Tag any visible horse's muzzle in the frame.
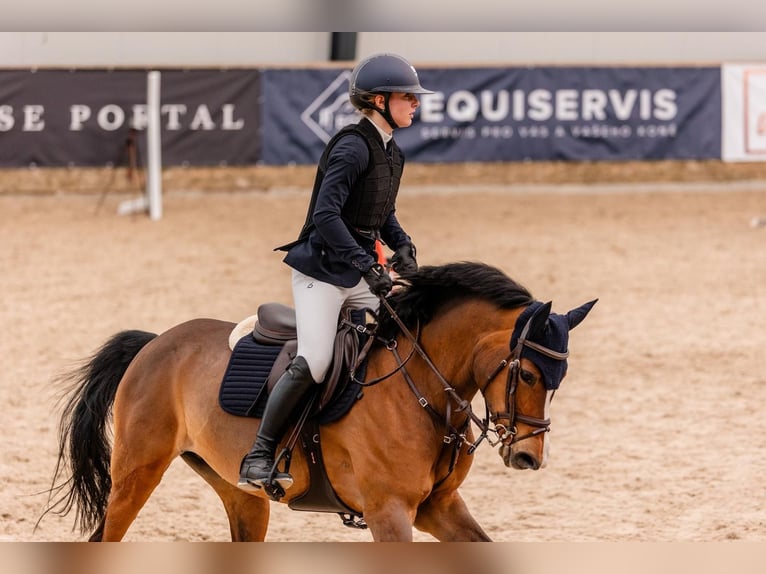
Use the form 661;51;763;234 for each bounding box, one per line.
511;451;541;470
500;443;542;470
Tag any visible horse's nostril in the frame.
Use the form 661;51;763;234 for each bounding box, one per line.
512;452;540;470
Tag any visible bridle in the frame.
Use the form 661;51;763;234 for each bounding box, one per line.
477;313;569;450
374;296;569;458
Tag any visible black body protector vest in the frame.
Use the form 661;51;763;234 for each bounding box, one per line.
292;119;403;245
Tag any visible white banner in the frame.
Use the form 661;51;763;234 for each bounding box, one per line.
722;63;766;162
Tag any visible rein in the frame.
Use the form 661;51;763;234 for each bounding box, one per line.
378;296;486;430
376;295;482;486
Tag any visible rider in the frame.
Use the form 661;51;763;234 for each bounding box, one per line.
238;53;433;492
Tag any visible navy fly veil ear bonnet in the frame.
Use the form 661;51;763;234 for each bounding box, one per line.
510;300;598;390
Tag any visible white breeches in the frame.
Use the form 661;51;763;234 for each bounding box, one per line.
291;268;379;382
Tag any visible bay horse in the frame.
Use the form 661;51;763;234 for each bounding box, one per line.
40;261;596;541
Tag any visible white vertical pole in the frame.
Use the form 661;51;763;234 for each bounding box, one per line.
146;70;163;221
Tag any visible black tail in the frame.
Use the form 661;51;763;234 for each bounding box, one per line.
37;330;157;536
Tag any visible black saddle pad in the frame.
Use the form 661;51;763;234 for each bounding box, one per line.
218;325;368;425
218;337;281;418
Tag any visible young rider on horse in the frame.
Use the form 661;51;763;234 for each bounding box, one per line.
238;53;433;492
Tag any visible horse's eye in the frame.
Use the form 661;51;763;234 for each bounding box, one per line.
520;369;536;386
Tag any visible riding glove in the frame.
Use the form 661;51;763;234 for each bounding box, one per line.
391;243;418;275
363;263;393;296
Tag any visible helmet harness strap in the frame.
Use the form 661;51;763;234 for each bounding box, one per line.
359;92;398;131
379;93;399;130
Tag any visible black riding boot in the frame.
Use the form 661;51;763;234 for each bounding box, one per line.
237;355;315;492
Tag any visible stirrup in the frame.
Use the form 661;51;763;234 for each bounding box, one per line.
262;480;287;502
241;470;292;501
238;471;293;498
237;448;293;499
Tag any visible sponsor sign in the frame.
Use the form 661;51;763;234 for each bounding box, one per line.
0;69;260;167
261;66;721;165
260;68;361;165
0;66;723;168
722;63;766;162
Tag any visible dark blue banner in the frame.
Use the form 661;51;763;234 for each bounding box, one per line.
260;66;721;164
0;69;260;167
0;66;721;167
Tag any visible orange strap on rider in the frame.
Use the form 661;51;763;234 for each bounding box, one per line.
375;240;387;267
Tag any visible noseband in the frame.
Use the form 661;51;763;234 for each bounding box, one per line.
480;313;569;448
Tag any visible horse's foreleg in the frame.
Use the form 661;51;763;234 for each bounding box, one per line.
414;490;492;541
220;489;270;542
181;452;270;541
361;498;418;541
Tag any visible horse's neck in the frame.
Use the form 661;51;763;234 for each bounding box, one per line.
416;300;519;400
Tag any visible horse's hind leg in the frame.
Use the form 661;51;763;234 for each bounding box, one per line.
414;490;492;541
181;452;270;541
97;413;181;542
88;517;106;542
101;469;170;541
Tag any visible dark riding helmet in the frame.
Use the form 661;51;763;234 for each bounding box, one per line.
349;53;433;128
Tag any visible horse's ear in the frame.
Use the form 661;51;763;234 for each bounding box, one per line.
527;301;553;340
567;299;598;330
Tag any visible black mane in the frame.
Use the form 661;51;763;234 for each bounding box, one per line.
377;262;534;338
